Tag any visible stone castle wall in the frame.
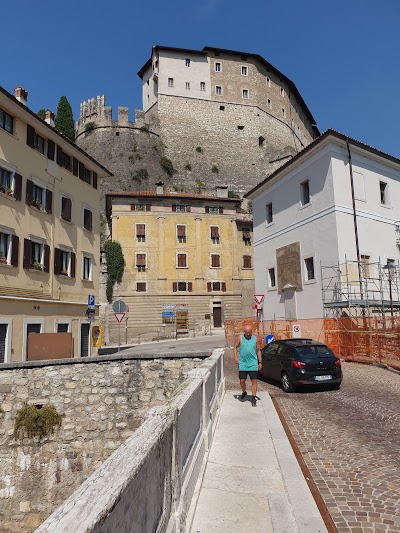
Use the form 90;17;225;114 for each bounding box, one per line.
0;354;203;532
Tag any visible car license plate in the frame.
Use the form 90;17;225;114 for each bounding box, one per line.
314;375;332;381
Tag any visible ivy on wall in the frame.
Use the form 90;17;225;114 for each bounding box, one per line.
103;241;125;302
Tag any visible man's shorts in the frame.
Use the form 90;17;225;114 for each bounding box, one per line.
238;370;258;380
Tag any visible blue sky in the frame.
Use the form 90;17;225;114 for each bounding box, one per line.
3;0;400;157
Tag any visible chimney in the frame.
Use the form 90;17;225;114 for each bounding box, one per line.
155;181;164;195
45;110;55;127
14;86;28;106
216;186;228;199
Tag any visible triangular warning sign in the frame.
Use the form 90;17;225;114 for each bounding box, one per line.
114;312;126;323
254;294;264;305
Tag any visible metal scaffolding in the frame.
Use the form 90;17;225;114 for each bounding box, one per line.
321;256;400;318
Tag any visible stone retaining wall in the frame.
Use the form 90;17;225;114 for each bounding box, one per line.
36;349;225;533
0;353;206;532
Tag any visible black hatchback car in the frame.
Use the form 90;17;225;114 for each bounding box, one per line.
260;339;342;392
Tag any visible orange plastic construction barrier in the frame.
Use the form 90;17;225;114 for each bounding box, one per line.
225;316;400;371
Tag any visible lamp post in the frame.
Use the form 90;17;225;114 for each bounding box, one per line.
383;262;395;317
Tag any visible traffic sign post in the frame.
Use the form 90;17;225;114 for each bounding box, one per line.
88;295;95;309
292;323;301;338
114;311;126;352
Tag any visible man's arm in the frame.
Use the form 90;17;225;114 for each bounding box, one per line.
233;335;241;365
257;338;262;369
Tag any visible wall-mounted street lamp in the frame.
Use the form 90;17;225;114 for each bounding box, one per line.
383;262;395;317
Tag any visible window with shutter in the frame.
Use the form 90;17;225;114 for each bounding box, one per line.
136;282;147;292
57;145;64;166
173;282;178;292
0;231;11;265
27;125;35;148
177;281;187;291
14;173;22;201
136;253;146;271
93;172;98;189
211;254;221;268
177;225;186;242
45;189;53;214
11;235;19;267
243;255;252;269
73;158;78;176
79;162;85;181
188;282;193;292
47;140;55;161
83;209;92;231
0;323;7;364
61;197;72;222
177;253;187;268
25;179;33;206
210;226;220;243
136;224;146;241
242;228;251;245
207;282;212;292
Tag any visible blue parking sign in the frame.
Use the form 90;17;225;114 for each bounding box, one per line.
265;334;275;344
88;295;95;307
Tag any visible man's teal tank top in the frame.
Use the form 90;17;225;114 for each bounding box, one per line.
238;334;258;371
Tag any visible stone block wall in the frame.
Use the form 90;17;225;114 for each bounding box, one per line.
0;354;204;532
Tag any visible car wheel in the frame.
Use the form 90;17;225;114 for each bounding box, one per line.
281;372;294;393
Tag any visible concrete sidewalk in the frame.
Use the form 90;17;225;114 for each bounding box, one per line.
187;391;328;533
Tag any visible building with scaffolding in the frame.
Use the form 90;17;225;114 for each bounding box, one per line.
245;130;400;320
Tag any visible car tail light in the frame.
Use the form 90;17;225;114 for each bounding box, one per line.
291;360;306;369
335;359;341;367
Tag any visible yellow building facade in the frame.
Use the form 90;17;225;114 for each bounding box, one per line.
105;184;255;342
0;86;112;362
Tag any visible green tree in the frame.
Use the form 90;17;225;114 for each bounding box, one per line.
37;109;46;120
55;96;75;142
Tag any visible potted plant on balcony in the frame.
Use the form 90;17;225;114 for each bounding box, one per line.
61;268;69;276
33;199;42;210
5;187;13;196
32;261;43;271
0;255;7;264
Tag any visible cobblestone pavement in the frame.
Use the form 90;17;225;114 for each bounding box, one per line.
224;349;400;533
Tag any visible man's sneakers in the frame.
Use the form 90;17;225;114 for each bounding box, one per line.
239;391;247;402
251;396;257;407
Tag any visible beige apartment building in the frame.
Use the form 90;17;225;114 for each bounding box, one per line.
105;184;255;343
0;86;112;362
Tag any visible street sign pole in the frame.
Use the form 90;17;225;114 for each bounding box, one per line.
118;320;121;353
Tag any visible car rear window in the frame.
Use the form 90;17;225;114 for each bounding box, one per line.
295;346;333;356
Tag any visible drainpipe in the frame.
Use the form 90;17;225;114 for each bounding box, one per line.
346;139;364;300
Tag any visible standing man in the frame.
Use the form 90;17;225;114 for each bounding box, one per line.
234;325;262;407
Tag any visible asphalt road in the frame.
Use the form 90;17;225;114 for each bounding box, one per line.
224;348;400;533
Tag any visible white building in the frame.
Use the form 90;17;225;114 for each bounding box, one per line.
245;129;400;320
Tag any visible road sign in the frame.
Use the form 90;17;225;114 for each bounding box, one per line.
265;334;275;344
292;324;301;338
114;312;126;323
254;294;265;305
86;307;95;320
88;294;95;309
92;325;103;347
113;300;127;313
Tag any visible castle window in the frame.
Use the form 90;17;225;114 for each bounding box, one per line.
242;89;249;99
186;82;190;90
241;66;248;76
200;82;206;91
266;77;271;87
280;87;285;97
215;62;221;72
237;125;244;130
185;58;191;67
380;181;388;205
220;105;225;111
268;268;276;288
304;257;315;281
136;282;147;292
258;136;265;146
215;86;222;96
168;78;174;87
267;99;272;109
282;108;286;117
